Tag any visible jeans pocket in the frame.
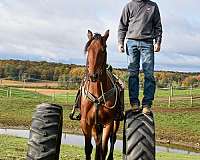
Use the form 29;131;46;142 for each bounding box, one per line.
126;43;129;56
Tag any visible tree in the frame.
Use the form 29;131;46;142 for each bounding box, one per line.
4;64;17;79
0;66;4;78
182;76;198;87
69;67;85;79
16;64;26;80
53;67;61;81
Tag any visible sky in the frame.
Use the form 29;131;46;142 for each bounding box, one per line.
0;0;200;72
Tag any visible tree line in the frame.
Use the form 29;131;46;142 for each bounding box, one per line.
0;59;199;88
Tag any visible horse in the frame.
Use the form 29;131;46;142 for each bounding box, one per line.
80;30;120;160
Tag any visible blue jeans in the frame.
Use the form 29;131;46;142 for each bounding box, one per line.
126;39;156;107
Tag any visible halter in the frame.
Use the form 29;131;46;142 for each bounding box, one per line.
82;70;118;125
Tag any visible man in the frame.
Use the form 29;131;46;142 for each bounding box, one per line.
118;0;162;114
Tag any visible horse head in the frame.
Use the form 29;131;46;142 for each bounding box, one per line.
85;30;109;82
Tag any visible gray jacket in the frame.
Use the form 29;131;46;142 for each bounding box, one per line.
118;0;162;45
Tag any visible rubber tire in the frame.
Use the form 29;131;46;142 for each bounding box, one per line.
123;109;155;160
27;103;63;160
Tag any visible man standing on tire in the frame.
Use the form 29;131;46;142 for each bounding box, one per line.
118;0;162;114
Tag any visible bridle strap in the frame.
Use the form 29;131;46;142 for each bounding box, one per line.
82;71;117;110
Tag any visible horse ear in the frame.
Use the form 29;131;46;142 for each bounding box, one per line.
88;30;93;40
103;30;109;41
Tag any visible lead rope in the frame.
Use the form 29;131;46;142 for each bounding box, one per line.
85;76;90;98
100;80;118;110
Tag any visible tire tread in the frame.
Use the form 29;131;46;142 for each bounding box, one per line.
27;103;63;160
123;110;155;160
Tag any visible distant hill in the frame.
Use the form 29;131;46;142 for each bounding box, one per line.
0;59;199;88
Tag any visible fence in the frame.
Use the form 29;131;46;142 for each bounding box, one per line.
0;86;200;108
0;87;76;105
154;86;200;107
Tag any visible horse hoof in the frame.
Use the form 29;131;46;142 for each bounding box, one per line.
107;156;113;160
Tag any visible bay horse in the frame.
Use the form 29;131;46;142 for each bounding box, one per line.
80;30;120;160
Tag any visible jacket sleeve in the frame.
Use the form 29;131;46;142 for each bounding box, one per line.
153;4;163;44
118;5;130;45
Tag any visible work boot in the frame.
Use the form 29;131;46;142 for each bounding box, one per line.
131;103;140;112
142;105;152;115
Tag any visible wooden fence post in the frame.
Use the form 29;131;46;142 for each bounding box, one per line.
170;85;173;97
66;92;68;105
168;96;171;107
52;93;55;102
9;88;12;97
190;85;193;107
7;89;9;97
190;85;193;96
191;96;193;107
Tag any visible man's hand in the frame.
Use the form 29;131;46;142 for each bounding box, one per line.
154;43;161;52
118;44;125;53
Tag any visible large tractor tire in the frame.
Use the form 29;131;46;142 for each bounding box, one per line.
123;109;155;160
27;103;63;160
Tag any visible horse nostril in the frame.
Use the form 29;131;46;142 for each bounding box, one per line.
93;74;97;79
90;74;98;82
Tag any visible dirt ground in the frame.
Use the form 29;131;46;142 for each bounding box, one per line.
153;107;200;113
18;88;68;95
0;80;59;87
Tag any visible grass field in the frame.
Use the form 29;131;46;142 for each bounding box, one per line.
0;135;199;160
0;87;200;153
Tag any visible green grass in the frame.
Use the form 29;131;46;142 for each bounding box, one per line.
53;88;200;108
0;135;199;160
0;96;80;134
155;112;200;144
157;152;200;160
0;88;52;128
0;87;200;148
0;87;48;99
156;112;200;134
1;87;200;108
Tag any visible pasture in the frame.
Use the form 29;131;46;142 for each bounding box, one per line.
0;86;200;159
0;135;200;160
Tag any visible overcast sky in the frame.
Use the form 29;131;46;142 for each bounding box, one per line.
0;0;200;72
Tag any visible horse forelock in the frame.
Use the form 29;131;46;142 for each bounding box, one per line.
84;33;103;54
93;33;102;40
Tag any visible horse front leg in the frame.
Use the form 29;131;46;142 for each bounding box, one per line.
81;118;93;160
107;134;116;160
102;123;113;160
84;135;93;160
94;123;103;160
107;121;120;160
